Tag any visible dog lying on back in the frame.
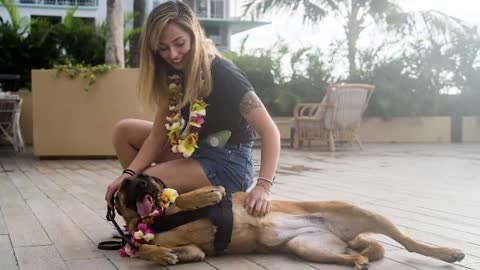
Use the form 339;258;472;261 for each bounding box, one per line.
114;174;465;270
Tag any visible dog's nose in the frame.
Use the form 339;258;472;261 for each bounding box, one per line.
137;181;147;189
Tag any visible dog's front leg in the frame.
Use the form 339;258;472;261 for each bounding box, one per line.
138;244;206;265
138;244;178;265
174;185;225;210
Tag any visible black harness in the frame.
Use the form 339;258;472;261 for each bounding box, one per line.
98;181;233;255
150;192;233;254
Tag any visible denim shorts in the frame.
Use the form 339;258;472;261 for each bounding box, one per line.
191;142;255;193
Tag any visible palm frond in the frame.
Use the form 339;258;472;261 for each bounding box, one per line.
240;34;250;55
63;5;78;29
399;10;471;44
242;0;304;18
0;0;22;31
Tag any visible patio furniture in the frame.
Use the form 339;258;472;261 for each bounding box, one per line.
0;93;25;152
293;83;375;152
0;74;21;92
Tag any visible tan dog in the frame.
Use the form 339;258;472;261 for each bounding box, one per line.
115;175;465;270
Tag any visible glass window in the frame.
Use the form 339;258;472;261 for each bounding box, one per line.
197;0;208;17
184;0;195;11
30;15;62;24
210;0;224;18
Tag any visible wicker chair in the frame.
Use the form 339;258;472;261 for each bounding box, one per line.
0;94;25;152
293;83;375;152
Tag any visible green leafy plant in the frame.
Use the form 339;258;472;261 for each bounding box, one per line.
57;6;106;65
54;61;113;91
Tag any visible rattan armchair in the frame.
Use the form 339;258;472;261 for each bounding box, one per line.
293;83;375;152
0;94;25;152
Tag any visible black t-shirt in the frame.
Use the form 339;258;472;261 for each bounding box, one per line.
181;57;256;144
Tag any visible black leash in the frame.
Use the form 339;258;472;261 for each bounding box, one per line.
97;176;167;251
98;197;135;250
97;176;234;255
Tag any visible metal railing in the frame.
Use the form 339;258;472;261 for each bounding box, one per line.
183;0;227;19
17;0;97;7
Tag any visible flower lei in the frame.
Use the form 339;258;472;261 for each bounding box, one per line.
119;188;178;257
165;74;208;158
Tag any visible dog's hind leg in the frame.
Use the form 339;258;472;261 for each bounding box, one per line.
348;234;384;262
369;214;465;263
285;232;370;270
324;207;465;263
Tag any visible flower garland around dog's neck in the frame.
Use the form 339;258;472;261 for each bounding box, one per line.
119;188;178;257
165;74;208;158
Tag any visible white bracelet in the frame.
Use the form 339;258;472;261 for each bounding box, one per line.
257;176;274;185
256;183;271;195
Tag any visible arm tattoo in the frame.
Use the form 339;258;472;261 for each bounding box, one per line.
239;91;263;115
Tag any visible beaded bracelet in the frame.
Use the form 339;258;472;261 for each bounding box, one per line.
122;169;136;176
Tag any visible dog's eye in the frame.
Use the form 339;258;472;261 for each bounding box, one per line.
122;179;133;187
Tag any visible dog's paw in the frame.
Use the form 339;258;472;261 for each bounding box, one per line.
438;248;465;263
138;245;179;265
355;262;370;270
172;245;206;262
175;185;225;210
203;185;226;204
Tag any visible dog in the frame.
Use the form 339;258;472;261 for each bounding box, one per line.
114;174;465;270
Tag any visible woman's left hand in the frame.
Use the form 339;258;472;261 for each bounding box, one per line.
244;185;271;217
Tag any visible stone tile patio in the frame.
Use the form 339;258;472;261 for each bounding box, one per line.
0;144;479;270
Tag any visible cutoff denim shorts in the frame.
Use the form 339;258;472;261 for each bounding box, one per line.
191;142;255;193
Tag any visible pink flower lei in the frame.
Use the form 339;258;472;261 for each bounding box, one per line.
165;74;208;158
119;188;178;257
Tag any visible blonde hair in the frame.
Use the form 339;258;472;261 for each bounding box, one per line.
138;0;218;109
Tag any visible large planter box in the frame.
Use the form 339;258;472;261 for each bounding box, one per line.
359;116;451;143
274;116;452;145
32;69;154;157
463;116;480;143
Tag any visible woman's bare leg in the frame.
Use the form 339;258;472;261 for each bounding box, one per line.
112;118;177;168
112;118;210;193
143;159;211;194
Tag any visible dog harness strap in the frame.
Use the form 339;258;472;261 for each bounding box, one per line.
209;192;233;255
149;192;234;255
151;175;167;189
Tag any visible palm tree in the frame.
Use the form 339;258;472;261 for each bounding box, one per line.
129;0;145;67
244;0;467;81
105;0;125;67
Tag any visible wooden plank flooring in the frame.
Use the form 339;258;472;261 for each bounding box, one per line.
0;144;479;270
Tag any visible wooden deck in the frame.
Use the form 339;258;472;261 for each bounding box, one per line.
1;144;479;270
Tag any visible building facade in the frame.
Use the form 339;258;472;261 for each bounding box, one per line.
0;0;267;51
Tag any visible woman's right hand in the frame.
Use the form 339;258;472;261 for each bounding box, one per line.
105;174;130;208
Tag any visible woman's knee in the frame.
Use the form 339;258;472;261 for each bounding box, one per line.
113;118;135;143
112;118;151;147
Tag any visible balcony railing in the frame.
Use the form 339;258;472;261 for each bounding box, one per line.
16;0;97;7
184;0;227;19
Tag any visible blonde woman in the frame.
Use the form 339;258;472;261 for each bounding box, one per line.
105;1;280;217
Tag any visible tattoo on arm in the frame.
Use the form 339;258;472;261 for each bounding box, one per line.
239;91;263;115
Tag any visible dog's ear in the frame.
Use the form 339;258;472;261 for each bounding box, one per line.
115;191;141;231
114;195;124;216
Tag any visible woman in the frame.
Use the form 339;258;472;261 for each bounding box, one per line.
105;0;280;217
